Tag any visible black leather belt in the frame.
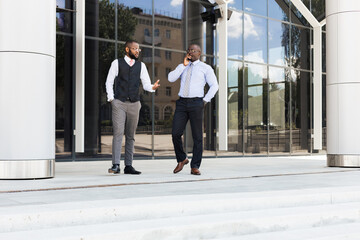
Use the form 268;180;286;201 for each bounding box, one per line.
179;97;203;100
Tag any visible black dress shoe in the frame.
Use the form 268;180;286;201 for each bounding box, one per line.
124;165;141;175
108;164;120;174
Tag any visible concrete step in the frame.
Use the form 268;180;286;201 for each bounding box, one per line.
1;198;360;239
216;222;360;240
3;186;360;233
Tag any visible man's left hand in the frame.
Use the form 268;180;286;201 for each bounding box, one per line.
152;79;160;90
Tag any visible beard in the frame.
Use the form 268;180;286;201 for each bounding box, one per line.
129;52;138;60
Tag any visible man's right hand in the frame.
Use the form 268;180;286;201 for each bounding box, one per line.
183;54;191;66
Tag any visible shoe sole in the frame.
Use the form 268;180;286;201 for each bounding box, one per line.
108;169;120;174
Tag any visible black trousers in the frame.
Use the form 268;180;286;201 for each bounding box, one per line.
172;97;204;169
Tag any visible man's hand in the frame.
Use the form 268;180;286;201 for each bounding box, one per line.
183;54;191;66
152;79;160;90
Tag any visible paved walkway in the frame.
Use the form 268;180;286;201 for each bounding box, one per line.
1;155;360;208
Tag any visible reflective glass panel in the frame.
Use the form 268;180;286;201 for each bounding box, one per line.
301;0;325;21
117;0;152;42
85;0;115;39
268;0;289;22
269;20;289;66
228;0;243;11
290;2;309;26
244;14;267;64
56;35;73;159
244;63;267;155
244;0;267;16
187;0;214;50
291;25;310;70
269;67;290;154
154;0;184;50
228;11;243;60
289;69;311;154
77;40;115;159
56;0;73;33
153;50;183;158
228;60;244;152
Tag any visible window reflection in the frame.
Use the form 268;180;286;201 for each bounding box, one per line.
244;0;267;16
268;0;289;22
154;0;184;50
269;20;289;66
228;11;243;60
244;14;267;64
228;61;244;152
269;67;289;153
117;0;152;42
244;63;267;154
228;0;242;11
290;70;311;154
291;25;310;70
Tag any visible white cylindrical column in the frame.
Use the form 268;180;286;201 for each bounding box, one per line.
326;0;360;166
0;0;56;178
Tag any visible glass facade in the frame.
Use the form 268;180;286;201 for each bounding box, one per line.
55;0;326;160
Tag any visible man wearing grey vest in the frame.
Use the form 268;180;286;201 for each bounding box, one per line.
105;40;160;174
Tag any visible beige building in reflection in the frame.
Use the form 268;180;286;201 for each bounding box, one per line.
132;7;184;125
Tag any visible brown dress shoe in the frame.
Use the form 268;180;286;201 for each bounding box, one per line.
191;168;201;175
173;158;189;173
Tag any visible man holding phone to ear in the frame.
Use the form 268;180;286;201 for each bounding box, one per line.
168;44;218;175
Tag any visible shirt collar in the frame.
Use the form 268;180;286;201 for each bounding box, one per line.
190;59;200;66
124;55;135;64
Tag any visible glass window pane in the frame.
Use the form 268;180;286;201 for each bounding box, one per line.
291;25;310;70
56;35;73;159
244;14;267;63
154;0;184;51
117;0;152;42
290;2;309;26
56;0;73;33
187;0;214;53
290;69;311;154
268;0;289;22
269;20;289;66
80;39;115;158
269;67;289;154
301;0;325;21
228;0;242;11
228;60;243;152
244;0;267;16
86;0;115;39
153;50;183;158
244;63;267;155
228;11;243;60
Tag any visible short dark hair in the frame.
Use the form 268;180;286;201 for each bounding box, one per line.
125;40;138;49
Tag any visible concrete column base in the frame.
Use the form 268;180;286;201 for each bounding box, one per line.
327;154;360;167
0;160;55;179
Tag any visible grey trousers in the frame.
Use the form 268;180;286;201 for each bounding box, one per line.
111;99;141;166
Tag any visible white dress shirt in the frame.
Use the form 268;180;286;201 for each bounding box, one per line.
105;55;155;102
168;60;219;103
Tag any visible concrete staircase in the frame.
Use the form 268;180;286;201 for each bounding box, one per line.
2;187;360;239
